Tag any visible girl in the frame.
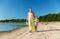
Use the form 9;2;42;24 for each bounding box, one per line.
34;16;39;32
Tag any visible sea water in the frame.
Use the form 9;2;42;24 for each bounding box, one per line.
0;22;26;32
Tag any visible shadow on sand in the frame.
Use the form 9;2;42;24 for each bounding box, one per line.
37;29;60;32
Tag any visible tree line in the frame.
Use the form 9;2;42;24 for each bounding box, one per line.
0;19;26;23
0;12;60;23
39;12;60;22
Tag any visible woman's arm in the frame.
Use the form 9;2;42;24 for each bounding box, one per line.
26;13;29;22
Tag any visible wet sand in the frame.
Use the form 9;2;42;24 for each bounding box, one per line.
0;22;60;39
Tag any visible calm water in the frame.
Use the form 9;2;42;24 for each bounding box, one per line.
0;23;26;32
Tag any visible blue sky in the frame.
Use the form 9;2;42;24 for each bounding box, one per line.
0;0;60;20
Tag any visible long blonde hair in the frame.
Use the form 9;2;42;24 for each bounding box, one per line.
29;8;34;16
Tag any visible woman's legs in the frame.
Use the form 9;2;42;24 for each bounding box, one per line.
29;24;33;32
28;20;32;32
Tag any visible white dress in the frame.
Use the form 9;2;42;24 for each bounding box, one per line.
28;12;35;31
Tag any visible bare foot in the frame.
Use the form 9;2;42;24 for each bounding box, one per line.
29;30;32;32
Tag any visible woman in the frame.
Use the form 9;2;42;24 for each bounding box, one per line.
27;8;35;32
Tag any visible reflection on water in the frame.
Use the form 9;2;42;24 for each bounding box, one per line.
0;22;27;32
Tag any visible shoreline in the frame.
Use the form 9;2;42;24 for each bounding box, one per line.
0;22;60;39
0;25;28;32
0;26;28;39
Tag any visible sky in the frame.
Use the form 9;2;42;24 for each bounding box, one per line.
0;0;60;20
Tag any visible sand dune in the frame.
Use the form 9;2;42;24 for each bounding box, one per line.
0;22;60;39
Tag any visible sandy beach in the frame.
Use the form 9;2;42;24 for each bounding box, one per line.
0;22;60;39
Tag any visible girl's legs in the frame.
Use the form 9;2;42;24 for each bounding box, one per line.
35;26;37;32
